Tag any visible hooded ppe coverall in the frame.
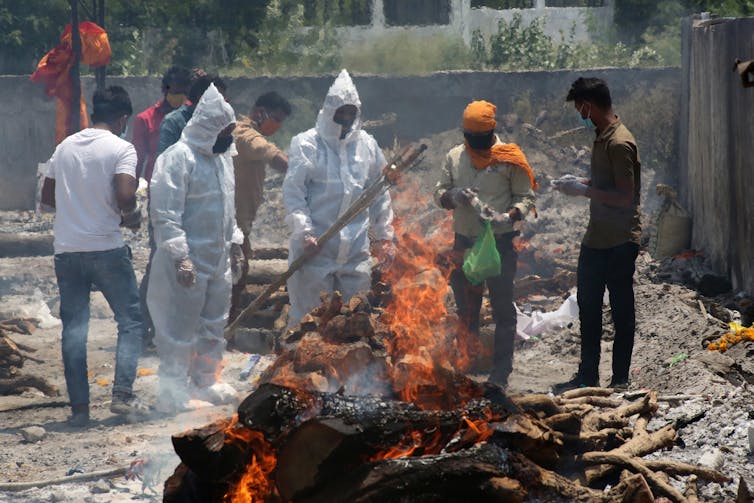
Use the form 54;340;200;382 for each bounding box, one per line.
147;84;242;400
283;69;394;327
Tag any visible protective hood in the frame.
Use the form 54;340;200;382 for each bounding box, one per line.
181;83;236;155
316;69;362;148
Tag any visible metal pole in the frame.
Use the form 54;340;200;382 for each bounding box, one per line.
95;0;106;90
69;0;81;135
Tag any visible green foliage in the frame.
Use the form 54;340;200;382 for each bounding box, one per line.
341;32;471;75
228;0;340;76
0;0;69;74
472;13;664;71
4;0;754;76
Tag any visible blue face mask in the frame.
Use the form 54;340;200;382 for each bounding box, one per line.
578;103;596;130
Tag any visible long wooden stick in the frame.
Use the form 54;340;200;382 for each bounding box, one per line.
0;466;128;492
224;144;427;341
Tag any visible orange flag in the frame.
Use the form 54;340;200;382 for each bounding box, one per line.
31;22;111;144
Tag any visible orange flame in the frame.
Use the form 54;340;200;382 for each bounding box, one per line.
513;235;531;253
223;415;277;503
463;416;494;443
381;181;483;408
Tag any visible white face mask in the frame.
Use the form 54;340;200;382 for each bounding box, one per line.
118;116;130;139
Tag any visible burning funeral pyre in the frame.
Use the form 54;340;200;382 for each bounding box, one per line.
162;188;730;503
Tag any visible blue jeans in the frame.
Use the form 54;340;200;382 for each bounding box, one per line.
54;246;144;407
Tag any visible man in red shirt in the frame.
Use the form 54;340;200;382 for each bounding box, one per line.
131;66;191;181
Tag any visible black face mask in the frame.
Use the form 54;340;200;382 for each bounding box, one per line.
464;132;495;150
212;135;234;153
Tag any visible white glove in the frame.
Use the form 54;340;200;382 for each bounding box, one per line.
481;205;511;223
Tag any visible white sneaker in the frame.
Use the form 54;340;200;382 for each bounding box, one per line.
190;382;238;405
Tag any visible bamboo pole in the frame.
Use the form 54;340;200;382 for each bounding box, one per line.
224;143;427;341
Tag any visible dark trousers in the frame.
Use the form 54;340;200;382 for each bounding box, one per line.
449;232;517;381
138;217;155;347
54;246;144;407
576;242;639;382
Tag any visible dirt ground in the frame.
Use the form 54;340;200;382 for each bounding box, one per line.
1;124;753;502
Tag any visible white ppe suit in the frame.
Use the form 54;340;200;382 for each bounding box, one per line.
147;84;243;401
283;69;394;327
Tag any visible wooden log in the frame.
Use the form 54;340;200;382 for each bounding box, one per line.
543;411;583;434
561;386;616;400
0;375;59;396
246;259;289;285
607;473;655;503
250;247;288;260
583;393;656;432
685;474;701;503
171;418;251;482
643;459;730;483
294;443;523;503
561;396;623;408
561;427;633;452
274;408;543;501
510;394;563;416
583;424;676;484
581;452;685;503
0;318;38;335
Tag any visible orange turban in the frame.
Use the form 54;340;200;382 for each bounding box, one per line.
463;100;497;133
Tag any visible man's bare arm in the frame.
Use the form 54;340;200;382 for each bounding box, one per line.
114;173;137;211
41;177;56;208
270;152;288;173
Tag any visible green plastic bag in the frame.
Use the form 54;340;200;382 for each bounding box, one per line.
462;220;501;285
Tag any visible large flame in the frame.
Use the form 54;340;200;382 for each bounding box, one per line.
223;415;277;503
381;181;485;408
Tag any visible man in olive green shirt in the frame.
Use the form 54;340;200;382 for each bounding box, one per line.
552;77;641;393
435;100;537;388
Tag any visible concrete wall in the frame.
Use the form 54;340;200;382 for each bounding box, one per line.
680;16;754;294
339;0;612;45
1;66;678;211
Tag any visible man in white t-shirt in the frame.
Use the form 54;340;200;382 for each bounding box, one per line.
41;86;147;427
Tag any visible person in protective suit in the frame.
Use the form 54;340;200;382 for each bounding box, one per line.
283;69;395;327
434;100;537;388
147;83;245;412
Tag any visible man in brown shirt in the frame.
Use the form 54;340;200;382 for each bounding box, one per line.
552;77;641;393
230;92;291;320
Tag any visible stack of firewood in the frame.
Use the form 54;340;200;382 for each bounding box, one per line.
0;318;58;396
162;290;734;503
163;382;731;503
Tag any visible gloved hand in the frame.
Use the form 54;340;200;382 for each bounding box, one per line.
175;257;196;287
480;205;511;223
303;233;319;253
444;187;478;208
230;243;245;285
120;204;142;230
372;239;396;271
